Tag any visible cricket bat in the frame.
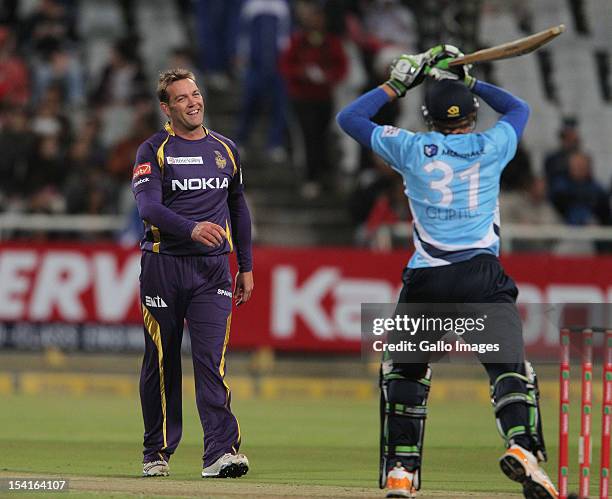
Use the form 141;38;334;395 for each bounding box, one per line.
447;24;565;67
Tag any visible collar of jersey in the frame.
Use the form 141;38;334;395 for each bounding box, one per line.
164;121;209;139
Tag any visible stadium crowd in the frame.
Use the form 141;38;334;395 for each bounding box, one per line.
0;0;610;247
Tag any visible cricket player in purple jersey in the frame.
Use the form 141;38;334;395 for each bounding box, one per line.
133;69;253;479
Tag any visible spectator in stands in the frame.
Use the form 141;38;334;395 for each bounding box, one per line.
66;116;107;170
63;117;112;214
168;47;202;86
339;1;385;60
0;105;35;211
279;0;348;198
0;1;18;25
31;84;71;145
501;145;533;191
362;0;416;50
28;134;67;214
21;0;83;107
64;166;117;215
196;0;244;90
500;175;563;252
334;5;403;171
92;38;147;104
349;151;398;226
0;26;30;106
92;38;149;147
500;176;560;225
549;151;610;226
106;93;157;182
361;174;411;249
511;0;535;34
31;38;85;106
235;0;291;163
544;116;581;190
19;0;78;56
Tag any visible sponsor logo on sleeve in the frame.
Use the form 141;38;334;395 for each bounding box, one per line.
381;126;400;138
167;156;204;165
133;162;151;179
424;144;438;157
133;177;150;187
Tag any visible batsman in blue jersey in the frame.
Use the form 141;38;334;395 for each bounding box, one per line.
133;69;252;480
337;46;558;499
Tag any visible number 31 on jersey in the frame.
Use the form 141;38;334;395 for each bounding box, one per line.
424;161;481;211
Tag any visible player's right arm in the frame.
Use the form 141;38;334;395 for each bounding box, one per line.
132;142;225;247
472;81;530;139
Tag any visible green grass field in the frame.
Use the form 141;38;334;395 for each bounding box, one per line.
0;384;599;498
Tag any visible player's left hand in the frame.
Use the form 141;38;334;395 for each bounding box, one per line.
385;52;430;97
234;271;254;307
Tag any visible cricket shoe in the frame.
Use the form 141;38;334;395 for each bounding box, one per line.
499;444;558;499
142;458;169;477
202;452;249;478
384;463;417;498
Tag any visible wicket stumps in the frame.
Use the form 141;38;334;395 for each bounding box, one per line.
558;328;612;499
559;328;570;498
601;330;612;499
580;329;593;497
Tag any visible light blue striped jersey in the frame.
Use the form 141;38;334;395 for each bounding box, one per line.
371;121;517;268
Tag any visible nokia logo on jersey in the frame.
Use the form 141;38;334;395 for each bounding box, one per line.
171;177;229;191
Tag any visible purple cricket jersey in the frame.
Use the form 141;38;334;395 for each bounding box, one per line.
132;122;252;272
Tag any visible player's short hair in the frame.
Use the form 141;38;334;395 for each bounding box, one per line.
430;112;478;134
157;68;197;104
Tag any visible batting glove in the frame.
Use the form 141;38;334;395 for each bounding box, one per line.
426;44;476;89
385;53;430;97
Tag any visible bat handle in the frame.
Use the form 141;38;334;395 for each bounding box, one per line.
433;58;453;70
423;58;455;76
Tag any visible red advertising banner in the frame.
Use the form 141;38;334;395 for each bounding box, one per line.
0;243;610;353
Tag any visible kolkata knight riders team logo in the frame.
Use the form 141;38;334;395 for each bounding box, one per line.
214;150;227;169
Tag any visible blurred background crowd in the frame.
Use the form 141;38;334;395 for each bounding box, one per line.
0;0;610;252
